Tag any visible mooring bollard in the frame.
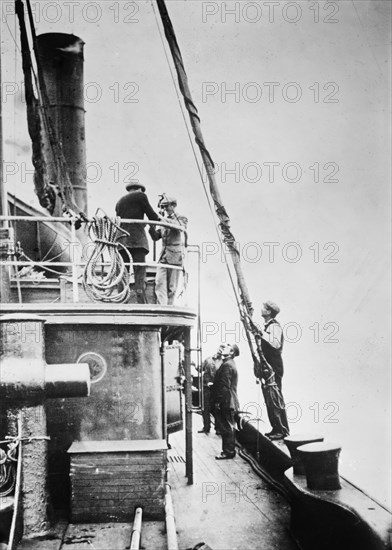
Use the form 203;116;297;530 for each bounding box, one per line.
284;434;325;475
298;441;342;490
0;314;90;536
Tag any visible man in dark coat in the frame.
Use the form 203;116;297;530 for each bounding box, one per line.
213;343;240;460
197;355;218;434
115;181;160;303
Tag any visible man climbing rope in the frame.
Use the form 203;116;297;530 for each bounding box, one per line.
255;301;290;440
259;301;285;391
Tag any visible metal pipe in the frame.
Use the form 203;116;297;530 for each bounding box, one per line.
0;62;12;302
0;215;188;233
70;220;79;302
0;56;8;228
130;507;143;550
184;327;193;484
161;344;167;443
35;32;87;217
165;483;179;550
0;313;90;537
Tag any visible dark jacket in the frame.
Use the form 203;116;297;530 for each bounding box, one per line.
115;191;160;252
212;357;239;411
200;356;217;387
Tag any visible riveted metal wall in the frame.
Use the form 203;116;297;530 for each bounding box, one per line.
44;323;162;507
164;344;183;434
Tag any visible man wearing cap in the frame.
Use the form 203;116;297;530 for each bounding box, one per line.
256;300;290;440
212;343;240;460
115;182;160;303
149;196;188;305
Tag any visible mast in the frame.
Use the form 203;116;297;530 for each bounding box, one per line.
156;0;253;316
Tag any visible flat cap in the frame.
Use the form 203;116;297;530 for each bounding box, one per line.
263;300;280;316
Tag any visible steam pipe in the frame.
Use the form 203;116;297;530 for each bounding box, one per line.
36;33;87;217
165;483;179;550
130;507;143;550
184;327;193;484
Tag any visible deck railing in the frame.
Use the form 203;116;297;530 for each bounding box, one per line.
0;215;193;305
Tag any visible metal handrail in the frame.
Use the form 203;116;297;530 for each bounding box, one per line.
1;214;189;303
0;215;188;236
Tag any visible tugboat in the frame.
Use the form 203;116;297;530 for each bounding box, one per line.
1;1;391;549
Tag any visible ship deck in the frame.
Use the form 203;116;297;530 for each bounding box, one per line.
15;414;297;550
168;413;297;550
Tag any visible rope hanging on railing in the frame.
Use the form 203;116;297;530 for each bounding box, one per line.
83;212;131;303
0;439;19;498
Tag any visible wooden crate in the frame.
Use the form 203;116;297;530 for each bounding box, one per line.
68;440;167;522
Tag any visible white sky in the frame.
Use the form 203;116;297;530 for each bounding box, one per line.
1;0;391;507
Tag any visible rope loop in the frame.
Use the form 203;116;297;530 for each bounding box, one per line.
0;438;19;497
83;212;131;303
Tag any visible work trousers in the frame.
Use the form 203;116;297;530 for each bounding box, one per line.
202;385;213;432
216;407;236;456
120;247;147;303
155;265;181;305
264;391;290;436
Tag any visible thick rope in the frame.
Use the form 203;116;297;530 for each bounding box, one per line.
83;214;131;303
0;439;19;497
155;0;253;317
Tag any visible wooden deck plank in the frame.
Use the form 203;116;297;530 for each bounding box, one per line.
168;413;297;550
17;521;67;550
140;520;168;550
61;523;131;549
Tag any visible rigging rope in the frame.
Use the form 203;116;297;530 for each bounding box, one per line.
151;0;242;310
153;1;286;398
155;0;252;312
82;213;131;303
153;0;265;364
0;439;18;498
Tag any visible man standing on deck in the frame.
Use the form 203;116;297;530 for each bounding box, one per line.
115;181;160;304
213;343;240;460
257;300;289;440
149;195;187;305
197;355;219;435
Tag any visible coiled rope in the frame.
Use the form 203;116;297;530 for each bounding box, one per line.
83;212;131;303
0;439;19;497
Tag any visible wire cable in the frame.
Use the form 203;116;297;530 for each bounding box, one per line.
151;0;246;314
